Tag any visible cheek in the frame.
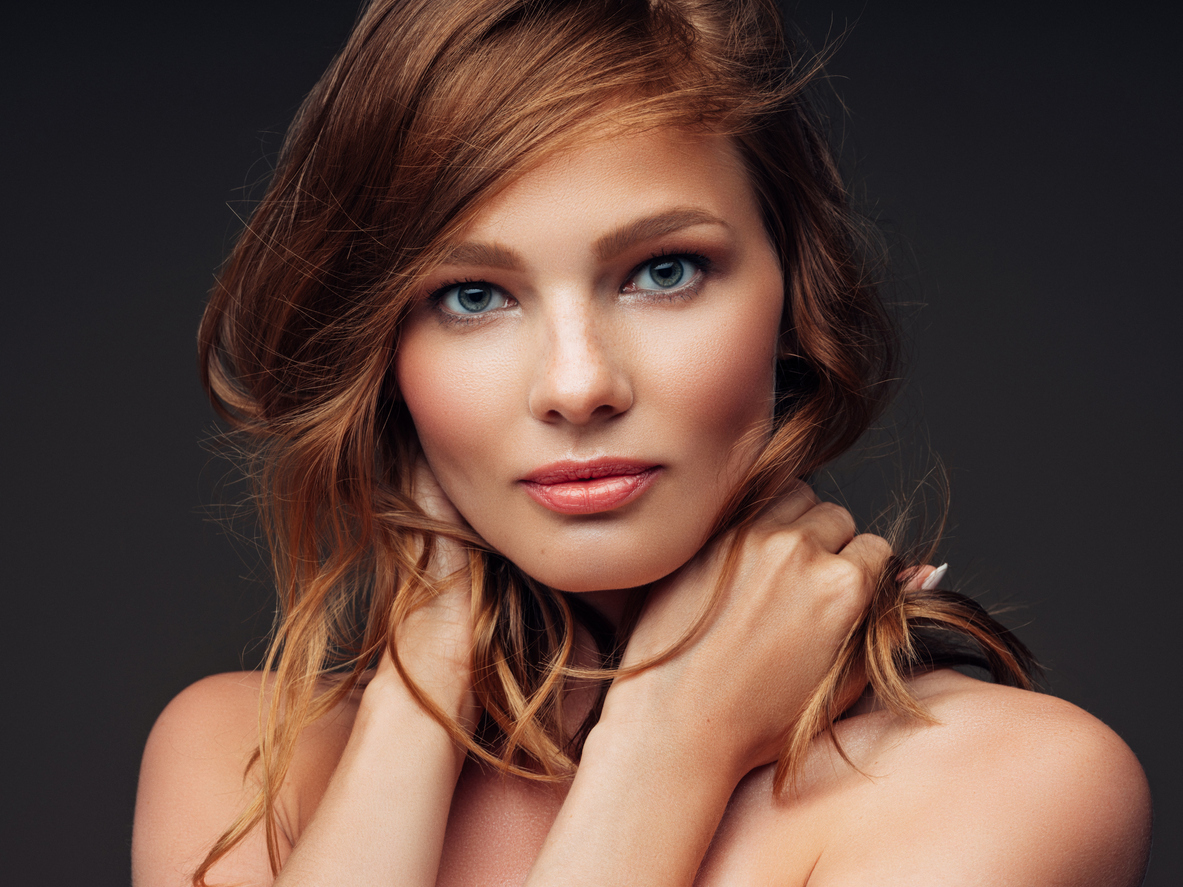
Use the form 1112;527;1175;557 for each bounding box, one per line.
650;285;783;450
395;333;450;450
394;326;513;488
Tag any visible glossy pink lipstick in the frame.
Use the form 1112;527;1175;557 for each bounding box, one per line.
521;460;660;515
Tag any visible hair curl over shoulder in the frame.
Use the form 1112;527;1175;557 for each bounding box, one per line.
195;0;1035;880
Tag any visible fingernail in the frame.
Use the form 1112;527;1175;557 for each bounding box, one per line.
920;563;949;590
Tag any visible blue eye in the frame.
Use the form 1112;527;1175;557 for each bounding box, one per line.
628;255;704;292
433;281;512;317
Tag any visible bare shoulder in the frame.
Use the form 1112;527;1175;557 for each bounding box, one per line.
809;670;1152;886
142;672;269;762
132;672;360;887
139;671;360;776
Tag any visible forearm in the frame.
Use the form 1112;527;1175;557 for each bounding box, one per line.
273;679;465;887
526;700;744;887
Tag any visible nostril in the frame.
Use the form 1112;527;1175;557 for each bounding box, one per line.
530;357;633;425
527;305;634;424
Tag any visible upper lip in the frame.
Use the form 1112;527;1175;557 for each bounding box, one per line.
522;459;658;485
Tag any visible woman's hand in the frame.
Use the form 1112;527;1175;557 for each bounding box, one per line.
271;457;478;887
527;484;888;887
605;482;886;777
367;456;480;731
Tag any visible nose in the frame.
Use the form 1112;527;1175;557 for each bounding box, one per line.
528;298;633;425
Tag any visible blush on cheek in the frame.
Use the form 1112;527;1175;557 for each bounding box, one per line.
658;295;781;444
395;329;533;554
396;349;452;443
394;343;472;493
396;329;512;468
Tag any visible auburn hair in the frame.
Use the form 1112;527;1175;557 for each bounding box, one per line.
195;0;1036;880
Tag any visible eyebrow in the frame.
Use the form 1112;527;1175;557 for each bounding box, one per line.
594;208;732;261
436;241;525;270
436;207;732;271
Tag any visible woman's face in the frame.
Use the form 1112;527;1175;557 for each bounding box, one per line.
396;127;784;592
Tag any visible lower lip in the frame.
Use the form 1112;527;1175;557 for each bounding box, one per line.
522;468;660;515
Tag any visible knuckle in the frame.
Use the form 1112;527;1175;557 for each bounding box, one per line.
793;481;819;506
810;501;857;536
821;557;875;618
827;556;865;591
857;533;892;562
752;521;804;555
763;482;819;526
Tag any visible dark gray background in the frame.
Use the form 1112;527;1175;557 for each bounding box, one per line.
4;1;1179;883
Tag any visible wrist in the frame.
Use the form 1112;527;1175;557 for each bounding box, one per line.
597;674;752;786
528;700;741;887
368;645;479;729
590;687;750;792
357;673;470;775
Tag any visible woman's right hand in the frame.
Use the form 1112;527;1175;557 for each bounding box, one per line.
139;457;484;887
603;482;887;780
266;457;479;887
367;455;481;732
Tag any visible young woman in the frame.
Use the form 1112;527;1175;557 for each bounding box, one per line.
132;1;1152;884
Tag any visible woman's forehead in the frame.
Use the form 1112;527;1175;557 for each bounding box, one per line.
443;127;756;244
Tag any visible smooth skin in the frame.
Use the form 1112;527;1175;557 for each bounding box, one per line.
133;128;1151;886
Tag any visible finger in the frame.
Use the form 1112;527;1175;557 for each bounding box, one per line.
762;480;820;527
895;562;949;590
409;458;474;582
790;500;857;552
918;562;948;590
896;564;922;587
413;457;466;527
837;532;892;580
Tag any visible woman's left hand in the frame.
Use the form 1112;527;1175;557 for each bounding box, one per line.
604;482;885;777
527;484;890;886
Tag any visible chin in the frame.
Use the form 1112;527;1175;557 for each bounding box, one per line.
503;538;693;594
528;568;647;595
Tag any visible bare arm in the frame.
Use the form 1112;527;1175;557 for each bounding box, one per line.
133;460;477;887
527;487;888;886
533;597;1152;887
133;665;472;887
266;673;469;887
526;481;1152;886
271;456;480;887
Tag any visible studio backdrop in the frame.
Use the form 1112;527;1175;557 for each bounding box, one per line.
3;1;1178;883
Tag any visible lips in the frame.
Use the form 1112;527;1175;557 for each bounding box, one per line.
521;460;661;515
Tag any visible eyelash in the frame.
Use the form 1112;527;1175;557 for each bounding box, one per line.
426;278;514;327
624;250;712;302
425;250;713;325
